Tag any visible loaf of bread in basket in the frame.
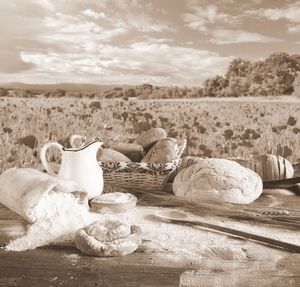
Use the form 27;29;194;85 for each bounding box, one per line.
99;138;186;192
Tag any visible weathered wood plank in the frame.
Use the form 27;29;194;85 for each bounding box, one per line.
0;189;299;287
0;248;299;287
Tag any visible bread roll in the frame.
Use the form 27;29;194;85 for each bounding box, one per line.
98;148;131;162
141;138;178;163
173;158;263;204
111;143;144;162
75;220;142;257
230;154;294;181
134;128;167;151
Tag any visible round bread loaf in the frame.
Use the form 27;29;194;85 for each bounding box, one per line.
141;138;178;163
98;148;131;162
172;158;263;204
111;142;144;162
169;156;205;181
134;128;167;151
75;220;142;257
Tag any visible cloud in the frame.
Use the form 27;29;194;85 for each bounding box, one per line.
183;1;237;32
0;0;175;83
0;1;52;73
0;0;297;86
20;41;233;86
288;24;300;34
81;9;107;20
37;0;55;12
256;1;300;23
113;14;172;33
0;50;34;73
183;13;207;32
43;1;172;40
209;29;283;44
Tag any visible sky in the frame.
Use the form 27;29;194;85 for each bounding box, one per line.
0;0;300;87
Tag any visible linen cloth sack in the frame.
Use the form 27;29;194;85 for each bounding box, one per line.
0;167;88;223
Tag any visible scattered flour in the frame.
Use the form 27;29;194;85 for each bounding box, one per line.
98;206;249;260
6;200;246;258
5;192;99;251
6;193;297;258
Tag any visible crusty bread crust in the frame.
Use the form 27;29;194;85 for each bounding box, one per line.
173;159;263;204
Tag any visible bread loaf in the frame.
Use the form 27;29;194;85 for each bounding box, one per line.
111;142;144;162
141;138;178;163
169;156;205;182
134;128;167;151
173;158;263;204
98;148;131;162
230;154;294;181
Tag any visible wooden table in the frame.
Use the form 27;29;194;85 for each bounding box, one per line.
0;188;299;287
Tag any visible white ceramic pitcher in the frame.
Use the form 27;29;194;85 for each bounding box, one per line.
40;139;104;199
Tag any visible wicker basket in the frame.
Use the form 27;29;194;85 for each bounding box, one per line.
99;139;186;192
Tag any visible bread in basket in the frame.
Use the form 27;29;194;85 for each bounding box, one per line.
99;139;187;192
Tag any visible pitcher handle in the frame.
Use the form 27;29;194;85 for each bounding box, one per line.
40;142;63;176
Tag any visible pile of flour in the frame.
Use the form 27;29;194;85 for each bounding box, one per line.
5;191;99;251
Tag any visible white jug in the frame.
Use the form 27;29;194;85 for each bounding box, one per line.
40;139;103;199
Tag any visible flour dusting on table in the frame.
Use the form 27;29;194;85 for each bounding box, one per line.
5;192;99;251
96;206;249;259
6;190;299;259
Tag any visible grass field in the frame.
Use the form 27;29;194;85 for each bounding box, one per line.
1;95;300;173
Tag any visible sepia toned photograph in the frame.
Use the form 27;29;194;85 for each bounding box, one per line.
0;0;299;286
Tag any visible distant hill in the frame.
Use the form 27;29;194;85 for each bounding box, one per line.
0;82;134;92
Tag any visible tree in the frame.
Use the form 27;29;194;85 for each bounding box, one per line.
223;77;250;97
203;75;228;97
223;52;300;97
225;58;252;79
0;88;8;97
51;89;66;97
125;88;136;98
257;52;300;95
293;73;300;97
136;83;153;99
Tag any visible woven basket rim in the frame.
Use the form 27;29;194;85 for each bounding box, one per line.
100;139;187;191
99;138;187;170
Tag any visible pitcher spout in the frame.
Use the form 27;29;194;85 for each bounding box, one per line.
63;138;103;153
81;138;103;155
88;139;103;153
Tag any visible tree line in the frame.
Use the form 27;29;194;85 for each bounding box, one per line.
1;52;300;99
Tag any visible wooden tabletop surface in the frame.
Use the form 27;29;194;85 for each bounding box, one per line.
0;188;300;287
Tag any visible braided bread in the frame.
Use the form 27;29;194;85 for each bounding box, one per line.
75;220;142;257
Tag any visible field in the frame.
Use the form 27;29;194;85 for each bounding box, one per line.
1;95;300;173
